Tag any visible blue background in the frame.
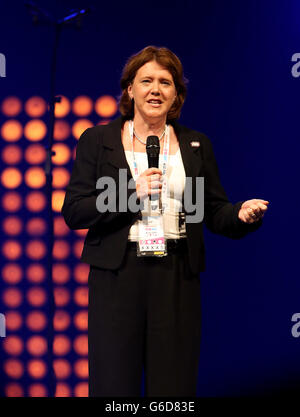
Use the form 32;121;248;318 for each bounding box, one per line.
0;0;299;396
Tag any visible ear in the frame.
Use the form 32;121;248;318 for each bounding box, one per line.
127;84;133;100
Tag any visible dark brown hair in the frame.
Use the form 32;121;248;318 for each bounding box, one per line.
119;46;187;121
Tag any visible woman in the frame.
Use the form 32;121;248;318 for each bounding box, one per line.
62;46;269;397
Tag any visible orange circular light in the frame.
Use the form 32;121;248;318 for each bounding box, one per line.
53;240;70;260
4;359;24;379
55;382;71;397
54;310;70;331
2;240;22;260
1;120;23;142
53;335;71;356
74;287;88;307
73;335;88;356
52;167;70;188
74;382;88;397
25;191;46;212
74;310;88;330
1;97;22;116
53;359;71;379
28;383;47;397
1;145;22;164
52;190;66;213
26;264;46;283
52;143;71;165
2;192;22;212
28;359;47;379
2;216;23;235
53;263;70;284
54;120;71;141
27;335;47;356
2;287;23;307
26;218;47;236
74;358;88;379
24;144;46;164
95;95;117;118
1;167;22;188
72;96;93;117
5;311;23;331
3;335;24;355
2;263;23;284
25;96;47;117
5;382;24;397
54;287;70;307
72;119;93;140
25;240;47;260
54;96;71;118
74;228;88;237
24;119;47;141
24;167;46;189
54;216;69;237
74;263;89;284
27;287;47;307
73;239;84;259
26;311;47;331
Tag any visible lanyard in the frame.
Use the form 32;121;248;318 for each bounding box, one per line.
128;120;170;213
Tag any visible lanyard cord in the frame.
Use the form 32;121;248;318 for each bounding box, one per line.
128;120;170;213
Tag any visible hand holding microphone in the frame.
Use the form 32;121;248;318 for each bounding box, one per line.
136;135;162;201
136;168;162;201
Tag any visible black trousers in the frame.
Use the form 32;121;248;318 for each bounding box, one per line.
88;243;201;397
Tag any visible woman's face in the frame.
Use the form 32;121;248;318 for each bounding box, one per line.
128;60;177;122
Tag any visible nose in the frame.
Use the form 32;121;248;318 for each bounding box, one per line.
150;80;160;95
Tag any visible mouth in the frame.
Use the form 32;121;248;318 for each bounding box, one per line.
147;99;162;107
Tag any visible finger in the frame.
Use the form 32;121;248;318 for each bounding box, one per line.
247;208;260;220
149;189;161;195
245;214;255;223
257;202;268;211
247;208;257;217
150;181;162;189
252;199;269;204
249;206;262;217
150;174;162;181
250;209;264;221
253;206;267;218
145;168;162;175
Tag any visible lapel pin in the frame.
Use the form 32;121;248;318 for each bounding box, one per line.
190;141;200;148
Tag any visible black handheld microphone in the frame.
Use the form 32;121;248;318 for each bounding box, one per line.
146;136;160;168
146;136;160;202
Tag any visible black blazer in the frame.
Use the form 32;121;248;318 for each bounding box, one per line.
62;116;262;274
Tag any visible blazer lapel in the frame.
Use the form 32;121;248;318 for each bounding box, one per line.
172;121;203;178
102;117;133;178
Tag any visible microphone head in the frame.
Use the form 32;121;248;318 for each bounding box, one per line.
146;136;160;168
146;136;160;155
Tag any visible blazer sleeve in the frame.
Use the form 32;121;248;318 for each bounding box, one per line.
202;135;262;239
61;127;140;230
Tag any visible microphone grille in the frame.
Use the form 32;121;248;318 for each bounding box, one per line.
146;136;159;150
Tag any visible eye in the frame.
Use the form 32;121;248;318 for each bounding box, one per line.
142;79;151;83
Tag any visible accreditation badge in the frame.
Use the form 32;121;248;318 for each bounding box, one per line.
137;214;167;257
